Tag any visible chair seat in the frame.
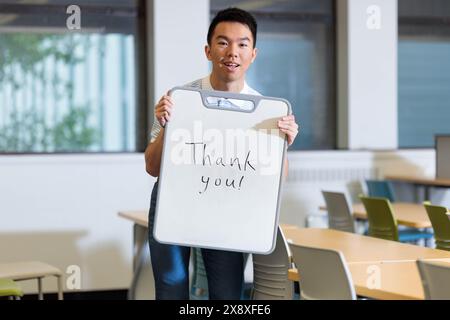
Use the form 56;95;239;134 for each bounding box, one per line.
399;229;434;242
0;278;23;297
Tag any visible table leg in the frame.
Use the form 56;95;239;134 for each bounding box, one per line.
37;277;43;300
129;224;147;299
424;186;431;202
133;224;147;271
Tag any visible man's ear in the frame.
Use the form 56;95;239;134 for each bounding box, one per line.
251;47;258;63
205;45;212;61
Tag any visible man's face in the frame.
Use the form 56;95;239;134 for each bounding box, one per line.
205;21;257;83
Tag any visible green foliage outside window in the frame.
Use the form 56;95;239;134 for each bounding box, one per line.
0;34;98;152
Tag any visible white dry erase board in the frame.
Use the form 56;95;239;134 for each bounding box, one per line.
153;87;290;254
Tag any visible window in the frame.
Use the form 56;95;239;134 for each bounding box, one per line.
210;0;336;150
0;0;146;153
398;0;450;148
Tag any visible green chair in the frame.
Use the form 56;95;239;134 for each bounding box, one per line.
359;196;433;242
423;202;450;251
0;278;23;300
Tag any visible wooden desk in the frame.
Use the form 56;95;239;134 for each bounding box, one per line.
289;259;450;300
320;202;431;228
119;210;148;228
386;175;450;188
282;228;450;263
120;213;450;300
283;228;450;300
386;174;450;200
288;261;423;300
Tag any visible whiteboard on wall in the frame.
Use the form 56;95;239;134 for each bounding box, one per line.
153;88;290;254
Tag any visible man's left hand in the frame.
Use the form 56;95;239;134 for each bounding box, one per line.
278;115;299;147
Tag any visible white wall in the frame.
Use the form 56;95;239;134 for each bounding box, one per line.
0;154;154;293
151;0;210;103
337;0;398;149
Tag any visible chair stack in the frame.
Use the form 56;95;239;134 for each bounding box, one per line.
252;228;294;300
190;248;209;299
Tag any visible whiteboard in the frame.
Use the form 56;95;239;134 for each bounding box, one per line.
153;87;290;254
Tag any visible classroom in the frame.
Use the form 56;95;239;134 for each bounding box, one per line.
1;0;450;302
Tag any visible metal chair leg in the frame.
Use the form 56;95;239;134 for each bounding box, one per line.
57;275;64;300
37;277;43;300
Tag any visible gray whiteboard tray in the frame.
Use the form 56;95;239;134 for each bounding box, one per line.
153;87;290;254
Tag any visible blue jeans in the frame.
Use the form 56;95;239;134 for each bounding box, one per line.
148;180;244;300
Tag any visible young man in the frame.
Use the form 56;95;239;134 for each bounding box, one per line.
144;7;299;300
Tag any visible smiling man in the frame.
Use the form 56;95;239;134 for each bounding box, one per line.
144;7;299;300
206;19;257;92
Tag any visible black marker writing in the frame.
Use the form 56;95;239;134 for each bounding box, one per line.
199;175;246;194
185;141;256;172
185;141;256;195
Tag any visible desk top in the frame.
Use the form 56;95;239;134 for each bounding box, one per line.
284;227;450;300
119;212;446;263
320;202;431;228
118;210;148;228
281;227;450;263
0;261;62;280
386;175;450;187
289;259;450;300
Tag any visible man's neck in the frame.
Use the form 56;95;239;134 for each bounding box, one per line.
209;73;245;93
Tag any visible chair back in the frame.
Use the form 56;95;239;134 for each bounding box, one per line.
322;191;355;233
360;196;399;241
289;244;356;300
424;203;450;251
417;260;450;299
366;180;395;202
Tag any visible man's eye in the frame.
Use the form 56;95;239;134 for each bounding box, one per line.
218;41;227;46
240;43;248;47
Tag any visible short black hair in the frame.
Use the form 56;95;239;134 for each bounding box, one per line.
207;8;257;47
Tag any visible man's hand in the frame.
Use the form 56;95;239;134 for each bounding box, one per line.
155;93;173;127
278;115;299;147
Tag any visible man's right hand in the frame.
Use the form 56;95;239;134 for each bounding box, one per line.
155;93;173;127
